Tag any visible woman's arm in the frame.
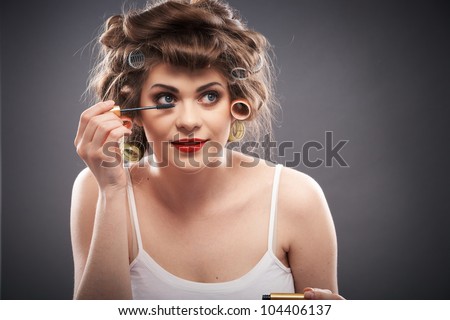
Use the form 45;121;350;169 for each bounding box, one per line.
280;168;344;300
70;168;132;299
71;100;133;299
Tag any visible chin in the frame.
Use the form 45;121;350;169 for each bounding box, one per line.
171;150;211;173
151;141;227;173
176;148;228;173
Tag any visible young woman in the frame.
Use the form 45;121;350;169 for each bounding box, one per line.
71;0;343;300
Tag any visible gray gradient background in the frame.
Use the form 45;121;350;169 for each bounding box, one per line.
1;0;449;299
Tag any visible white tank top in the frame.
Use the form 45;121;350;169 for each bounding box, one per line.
126;164;295;299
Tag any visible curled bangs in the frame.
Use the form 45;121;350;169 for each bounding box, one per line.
155;31;227;71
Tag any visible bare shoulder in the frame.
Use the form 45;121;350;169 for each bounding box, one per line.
278;166;329;218
71;167;99;208
230;151;328;216
276;166;336;253
70;167;99;225
73;166;98;188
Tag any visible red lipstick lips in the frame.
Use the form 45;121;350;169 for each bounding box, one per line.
171;138;208;153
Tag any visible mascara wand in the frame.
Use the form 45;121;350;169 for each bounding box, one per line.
111;103;175;116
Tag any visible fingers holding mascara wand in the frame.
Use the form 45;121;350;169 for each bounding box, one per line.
74;101;176;189
75;100;133;189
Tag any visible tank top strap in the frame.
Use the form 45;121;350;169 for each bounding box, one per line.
267;163;283;253
125;167;143;251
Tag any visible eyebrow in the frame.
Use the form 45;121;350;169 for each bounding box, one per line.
150;82;224;93
196;82;224;92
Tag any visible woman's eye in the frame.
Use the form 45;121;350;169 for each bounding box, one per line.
200;91;219;104
156;94;175;105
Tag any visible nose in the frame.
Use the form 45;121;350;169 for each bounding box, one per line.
175;102;202;133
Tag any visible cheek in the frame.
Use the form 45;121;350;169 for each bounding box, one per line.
205;109;232;132
139;115;173;140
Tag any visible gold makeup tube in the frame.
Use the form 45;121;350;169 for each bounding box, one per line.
110;106;122;117
262;293;305;300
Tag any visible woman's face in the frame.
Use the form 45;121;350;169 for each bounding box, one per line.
137;63;232;171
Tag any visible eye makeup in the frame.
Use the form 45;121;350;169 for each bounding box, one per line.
150;88;222;108
198;90;221;106
154;92;176;105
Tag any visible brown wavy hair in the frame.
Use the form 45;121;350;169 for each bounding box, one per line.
87;0;279;159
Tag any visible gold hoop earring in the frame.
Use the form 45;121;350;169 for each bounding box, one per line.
125;144;142;162
120;141;142;163
228;121;245;142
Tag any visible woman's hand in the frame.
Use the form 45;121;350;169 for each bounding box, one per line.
74;100;132;190
303;287;345;300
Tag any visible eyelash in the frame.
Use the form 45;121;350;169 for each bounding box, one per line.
154;93;176;105
199;91;220;105
153;91;221;106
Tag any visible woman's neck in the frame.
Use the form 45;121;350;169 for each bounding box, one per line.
145;154;234;217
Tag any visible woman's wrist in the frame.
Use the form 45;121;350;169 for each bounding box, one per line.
98;183;128;196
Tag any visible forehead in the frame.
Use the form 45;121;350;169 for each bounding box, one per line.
143;63;229;89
